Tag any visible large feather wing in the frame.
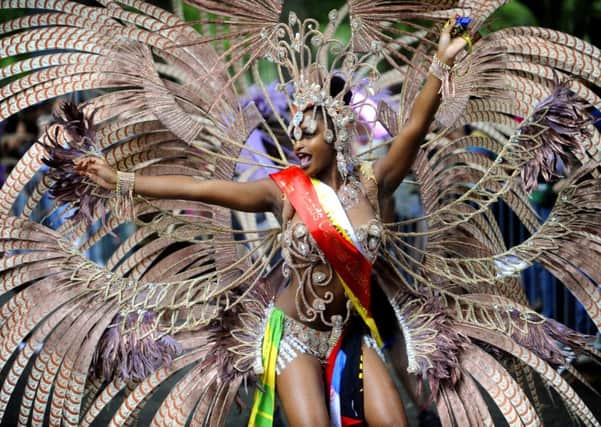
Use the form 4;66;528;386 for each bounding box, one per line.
350;1;601;424
0;0;286;312
0;1;286;425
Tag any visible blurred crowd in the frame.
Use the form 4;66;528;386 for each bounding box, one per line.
0;102;55;187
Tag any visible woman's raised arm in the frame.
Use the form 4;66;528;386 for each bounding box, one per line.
74;157;282;213
373;15;469;195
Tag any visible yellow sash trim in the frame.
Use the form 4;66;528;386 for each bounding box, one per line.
311;179;383;347
248;308;285;427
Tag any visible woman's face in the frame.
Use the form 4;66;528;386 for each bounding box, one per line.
293;110;336;179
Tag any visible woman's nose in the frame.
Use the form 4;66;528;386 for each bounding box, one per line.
292;137;304;149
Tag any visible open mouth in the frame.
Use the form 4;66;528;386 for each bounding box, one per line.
296;152;312;168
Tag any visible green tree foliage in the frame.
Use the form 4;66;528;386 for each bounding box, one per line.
515;0;601;45
0;10;25;69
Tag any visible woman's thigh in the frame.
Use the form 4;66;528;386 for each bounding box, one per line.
363;343;409;427
276;352;329;427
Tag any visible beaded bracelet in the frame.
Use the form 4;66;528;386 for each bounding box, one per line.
114;171;136;220
429;54;455;98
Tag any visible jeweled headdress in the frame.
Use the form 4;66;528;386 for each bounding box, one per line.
258;10;384;179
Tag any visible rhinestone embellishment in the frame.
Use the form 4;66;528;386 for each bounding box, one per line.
312;271;327;283
293;223;307;239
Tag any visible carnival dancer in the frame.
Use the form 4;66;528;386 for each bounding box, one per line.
70;16;468;426
1;1;600;427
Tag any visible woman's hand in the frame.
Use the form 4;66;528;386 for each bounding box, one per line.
73;157;117;191
437;14;470;65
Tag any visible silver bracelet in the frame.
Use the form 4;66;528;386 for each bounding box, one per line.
114;171;136;220
429;54;455;98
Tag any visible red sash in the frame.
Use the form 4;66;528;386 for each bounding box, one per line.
270;167;381;345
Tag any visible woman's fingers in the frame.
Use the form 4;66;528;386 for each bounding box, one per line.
74;157;106;175
72;156;114;189
74;158;89;170
439;14;462;57
442;18;453;36
439;13;475;60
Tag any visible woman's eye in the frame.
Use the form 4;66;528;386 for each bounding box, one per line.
288;129;315;139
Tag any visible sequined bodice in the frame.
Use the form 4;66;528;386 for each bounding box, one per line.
280;213;383;326
283;219;382;264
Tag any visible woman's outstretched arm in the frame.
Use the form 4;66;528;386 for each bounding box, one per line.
373;15;469;195
74;157;282;213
